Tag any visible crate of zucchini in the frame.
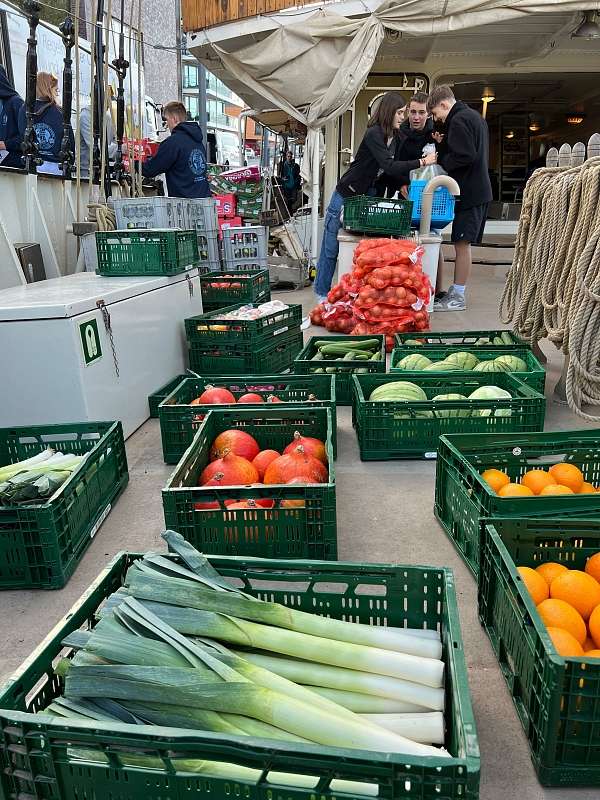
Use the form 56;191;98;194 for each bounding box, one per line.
435;430;600;578
163;407;337;559
200;268;270;312
293;335;385;405
186;303;303;375
479;517;600;785
0;541;480;800
352;373;545;461
0;422;128;589
391;347;545;393
159;373;337;464
395;329;528;349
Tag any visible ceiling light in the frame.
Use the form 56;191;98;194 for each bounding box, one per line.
506;131;515;139
481;87;495;103
566;113;586;125
572;11;600;39
529;121;541;132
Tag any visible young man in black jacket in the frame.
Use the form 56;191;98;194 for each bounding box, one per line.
142;102;211;198
427;85;493;311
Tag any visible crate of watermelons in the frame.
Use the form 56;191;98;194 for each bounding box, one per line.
200;268;270;312
162;407;337;559
158;373;337;464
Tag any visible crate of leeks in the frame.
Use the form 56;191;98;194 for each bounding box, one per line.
0;531;480;800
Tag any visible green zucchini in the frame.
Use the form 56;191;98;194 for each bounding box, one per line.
501;331;514;345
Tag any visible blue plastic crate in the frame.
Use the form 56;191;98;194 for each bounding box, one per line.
409;180;455;227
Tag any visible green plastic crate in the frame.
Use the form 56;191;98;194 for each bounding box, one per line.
158;373;337;464
293;335;386;405
390;347;545;393
0;422;128;590
395;329;529;349
352;373;546;461
0;551;480;800
200;268;270;311
147;374;187;418
343;195;413;236
188;327;303;375
185;302;303;353
163;407;337;559
435;429;600;577
95;229;199;276
479;517;600;786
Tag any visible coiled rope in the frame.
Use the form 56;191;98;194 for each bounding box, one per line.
500;157;600;420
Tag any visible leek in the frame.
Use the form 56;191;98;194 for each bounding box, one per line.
0;447;55;481
308;686;430;713
359;712;445;745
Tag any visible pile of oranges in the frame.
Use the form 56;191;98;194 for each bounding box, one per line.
481;463;597;497
518;554;600;658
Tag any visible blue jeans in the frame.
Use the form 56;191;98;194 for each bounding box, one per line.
314;190;344;297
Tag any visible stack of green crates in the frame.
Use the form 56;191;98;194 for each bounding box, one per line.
162;407;337;559
185;303;303;375
200;268;270;312
390;346;546;393
0;551;480;800
352;373;546;461
479;516;600;786
395;329;529;349
95;229;198;276
158;373;337;463
0;422;128;589
435;429;600;577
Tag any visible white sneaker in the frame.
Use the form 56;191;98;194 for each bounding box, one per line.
434;287;466;312
316;295;327;304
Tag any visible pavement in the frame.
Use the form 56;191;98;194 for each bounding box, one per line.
0;260;598;800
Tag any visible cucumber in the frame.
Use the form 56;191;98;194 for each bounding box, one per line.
342;351;356;361
325;367;338;374
313;338;380;350
501;331;514;345
370;351;382;361
312;352;324;361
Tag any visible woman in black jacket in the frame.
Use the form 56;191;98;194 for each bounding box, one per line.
314;91;436;299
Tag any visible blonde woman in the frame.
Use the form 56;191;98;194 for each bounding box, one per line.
18;72;74;175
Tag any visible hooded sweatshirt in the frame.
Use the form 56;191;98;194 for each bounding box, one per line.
142;121;211;198
375;118;434;197
0;66;24;167
18;99;73;164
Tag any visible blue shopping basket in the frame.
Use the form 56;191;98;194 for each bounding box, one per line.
409;180;455;227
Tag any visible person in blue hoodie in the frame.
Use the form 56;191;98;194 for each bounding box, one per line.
0;66;24;168
18;72;73;175
142;101;211;198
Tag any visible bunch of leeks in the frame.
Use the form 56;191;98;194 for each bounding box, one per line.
49;530;449;774
0;448;85;504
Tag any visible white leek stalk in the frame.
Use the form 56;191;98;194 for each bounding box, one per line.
308;686;430;713
359;712;445;744
0;447;54;481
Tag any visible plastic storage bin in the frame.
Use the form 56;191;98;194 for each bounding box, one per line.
0;421;128;589
147;374;187;418
222;225;268;267
343;195;412;236
352;373;546;461
0;551;479;800
188;327;303;375
163;407;337;559
409;181;455;228
199;268;270;311
479;516;600;786
159;373;337;463
395;329;529;349
185;197;219;234
185;303;302;352
95;229;199;276
111;197;188;230
435;429;600;577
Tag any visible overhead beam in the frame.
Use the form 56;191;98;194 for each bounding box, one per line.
506;14;579;67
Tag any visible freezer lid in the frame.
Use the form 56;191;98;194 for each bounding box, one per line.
0;270;199;320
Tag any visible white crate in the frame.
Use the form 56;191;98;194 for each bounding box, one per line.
112;197;188;230
186;198;219;235
80;233;98;271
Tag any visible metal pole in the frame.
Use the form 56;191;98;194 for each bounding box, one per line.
59;5;75;180
111;0;129;183
311;129;320;261
22;0;41;174
197;63;208;141
92;0;110;196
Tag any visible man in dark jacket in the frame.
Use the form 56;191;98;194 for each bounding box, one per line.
142;101;211;198
375;91;434;197
0;66;24;168
427;85;492;311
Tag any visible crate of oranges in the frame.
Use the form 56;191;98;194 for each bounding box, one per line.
435;429;600;576
479;516;600;786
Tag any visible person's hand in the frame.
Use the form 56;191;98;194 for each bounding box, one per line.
400;185;409;199
423;152;437;166
0;141;6;150
432;131;444;144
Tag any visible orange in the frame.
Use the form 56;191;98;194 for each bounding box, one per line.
498;483;534;498
517;566;549;605
546;626;584;657
584;650;600;659
535;562;569;587
539;484;574;496
585;552;600;584
579;482;597;494
589;604;600;648
549;462;584;493
537;598;587;645
550;570;600;620
521;469;555;495
481;468;510;493
583;636;597;652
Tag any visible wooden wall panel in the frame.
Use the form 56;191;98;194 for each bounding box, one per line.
182;0;324;32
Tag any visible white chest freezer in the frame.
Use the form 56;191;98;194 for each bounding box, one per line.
0;271;203;438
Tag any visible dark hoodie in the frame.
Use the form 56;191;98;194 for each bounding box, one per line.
142;122;211;198
375;118;434;197
0;66;24;168
18;99;73;164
